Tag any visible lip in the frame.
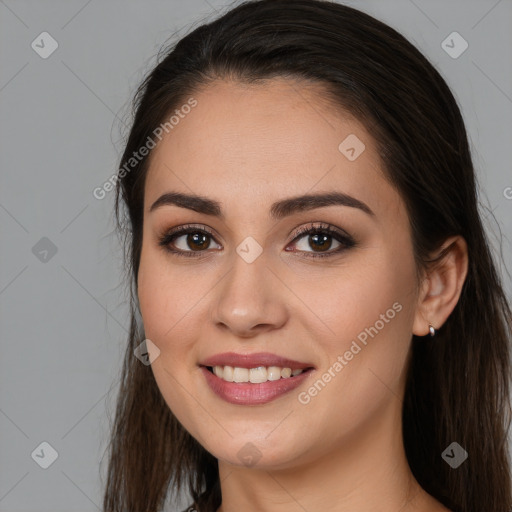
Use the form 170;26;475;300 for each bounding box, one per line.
200;365;315;405
199;351;315;371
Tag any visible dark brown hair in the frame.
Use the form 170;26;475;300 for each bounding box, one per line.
102;1;512;511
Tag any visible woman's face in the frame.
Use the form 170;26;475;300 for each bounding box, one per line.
137;78;422;469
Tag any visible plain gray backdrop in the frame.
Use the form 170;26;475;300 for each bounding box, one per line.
1;0;511;510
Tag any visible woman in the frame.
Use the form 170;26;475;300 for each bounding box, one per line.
102;1;512;511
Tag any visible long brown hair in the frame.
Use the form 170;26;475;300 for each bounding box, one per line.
102;1;512;510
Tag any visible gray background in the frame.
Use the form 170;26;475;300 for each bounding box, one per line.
1;0;511;510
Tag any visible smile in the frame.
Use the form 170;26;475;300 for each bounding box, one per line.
200;365;315;405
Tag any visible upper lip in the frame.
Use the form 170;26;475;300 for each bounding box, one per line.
200;352;315;370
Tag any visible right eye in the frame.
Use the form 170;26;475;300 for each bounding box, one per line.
158;224;222;257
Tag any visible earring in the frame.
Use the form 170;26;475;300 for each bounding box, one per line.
428;323;436;337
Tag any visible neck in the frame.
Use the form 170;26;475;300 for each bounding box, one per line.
215;399;444;512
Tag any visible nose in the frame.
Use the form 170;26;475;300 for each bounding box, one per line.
209;248;289;338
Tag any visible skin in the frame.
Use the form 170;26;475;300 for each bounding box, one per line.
137;78;468;512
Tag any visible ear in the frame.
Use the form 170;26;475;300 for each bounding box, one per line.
412;235;469;336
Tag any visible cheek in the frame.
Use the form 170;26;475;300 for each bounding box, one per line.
289;254;417;443
138;241;188;338
137;245;215;366
290;245;416;345
293;242;417;399
137;249;205;421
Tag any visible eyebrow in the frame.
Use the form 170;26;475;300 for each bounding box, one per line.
149;191;375;219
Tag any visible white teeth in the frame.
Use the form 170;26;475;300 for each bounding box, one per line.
211;365;306;383
267;366;282;381
221;365;233;382
281;367;292;379
233;367;249;383
248;367;266;383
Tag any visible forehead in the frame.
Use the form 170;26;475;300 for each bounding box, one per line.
144;78;401;221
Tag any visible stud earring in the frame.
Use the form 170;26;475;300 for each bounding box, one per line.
428;323;436;337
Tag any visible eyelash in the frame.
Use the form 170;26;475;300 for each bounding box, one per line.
157;222;356;259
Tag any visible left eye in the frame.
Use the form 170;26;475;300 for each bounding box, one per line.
292;231;342;253
286;223;355;258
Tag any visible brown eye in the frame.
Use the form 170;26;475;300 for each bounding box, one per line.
158;222;356;259
158;225;221;257
287;222;356;259
182;232;211;251
301;232;337;252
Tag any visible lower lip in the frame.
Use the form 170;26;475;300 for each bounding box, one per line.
200;366;314;405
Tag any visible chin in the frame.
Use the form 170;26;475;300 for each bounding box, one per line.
202;434;307;470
